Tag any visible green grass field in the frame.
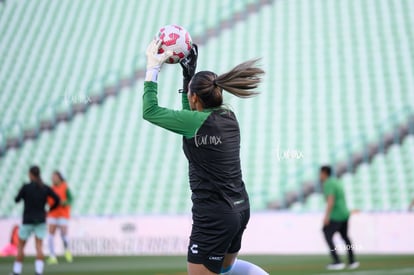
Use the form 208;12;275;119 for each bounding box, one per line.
1;255;413;275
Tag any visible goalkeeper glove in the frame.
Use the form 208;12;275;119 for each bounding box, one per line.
145;39;173;82
180;44;198;92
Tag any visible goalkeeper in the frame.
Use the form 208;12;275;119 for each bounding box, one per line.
143;39;268;275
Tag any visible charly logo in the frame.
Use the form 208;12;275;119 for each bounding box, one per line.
190;244;198;254
194;134;222;147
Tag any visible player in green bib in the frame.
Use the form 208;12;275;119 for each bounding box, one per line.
320;166;359;270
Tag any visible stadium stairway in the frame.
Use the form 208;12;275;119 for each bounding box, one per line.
0;0;272;157
269;112;414;211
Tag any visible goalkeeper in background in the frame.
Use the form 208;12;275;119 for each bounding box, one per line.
47;171;73;264
320;165;359;270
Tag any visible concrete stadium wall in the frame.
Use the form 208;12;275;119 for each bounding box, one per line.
1;213;413;255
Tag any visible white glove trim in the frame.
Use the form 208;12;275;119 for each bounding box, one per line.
145;68;159;82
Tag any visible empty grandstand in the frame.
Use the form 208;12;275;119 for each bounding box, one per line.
0;0;413;217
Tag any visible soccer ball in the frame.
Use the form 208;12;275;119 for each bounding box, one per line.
157;24;192;64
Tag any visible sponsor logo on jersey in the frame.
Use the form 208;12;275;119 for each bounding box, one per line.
234;199;245;205
194;134;222;147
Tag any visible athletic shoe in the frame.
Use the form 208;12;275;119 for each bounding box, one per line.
64;250;73;263
326;263;346;270
349;262;360;269
47;256;58;265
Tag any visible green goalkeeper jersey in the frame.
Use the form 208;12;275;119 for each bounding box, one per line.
143;81;210;138
143;81;250;212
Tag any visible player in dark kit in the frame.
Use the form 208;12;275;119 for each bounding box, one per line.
11;166;60;275
143;40;268;275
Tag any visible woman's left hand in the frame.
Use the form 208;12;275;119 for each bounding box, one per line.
180;44;198;79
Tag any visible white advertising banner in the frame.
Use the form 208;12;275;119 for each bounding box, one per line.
1;212;413;255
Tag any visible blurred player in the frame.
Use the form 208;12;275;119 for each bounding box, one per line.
12;166;60;275
143;40;268;275
320;166;359;270
0;225;19;257
47;171;73;264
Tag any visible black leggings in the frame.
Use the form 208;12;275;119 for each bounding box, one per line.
322;219;355;264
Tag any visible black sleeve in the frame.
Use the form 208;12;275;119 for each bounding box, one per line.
47;187;60;210
15;185;25;203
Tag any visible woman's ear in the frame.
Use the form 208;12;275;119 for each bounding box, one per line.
191;93;197;104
